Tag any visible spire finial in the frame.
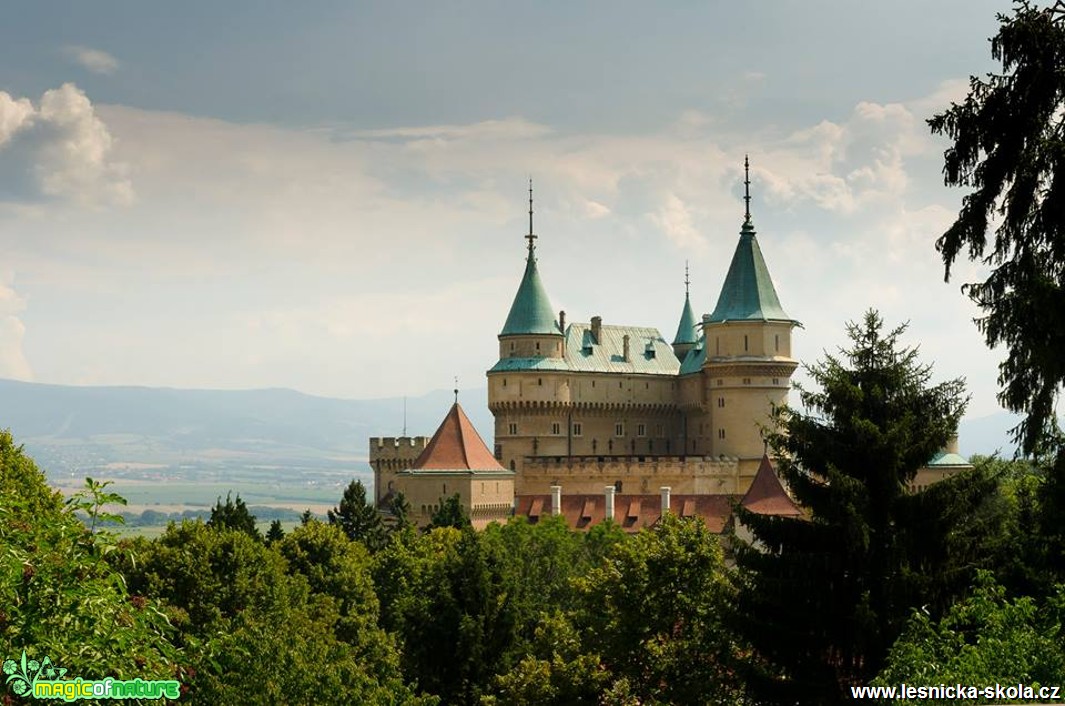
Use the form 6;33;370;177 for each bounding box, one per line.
743;155;752;225
454;376;459;404
684;260;690;296
525;178;537;257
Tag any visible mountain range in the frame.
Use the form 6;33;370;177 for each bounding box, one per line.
0;378;1020;483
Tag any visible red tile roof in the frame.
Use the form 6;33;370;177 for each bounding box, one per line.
411;403;505;471
515;493;735;533
740;455;803;517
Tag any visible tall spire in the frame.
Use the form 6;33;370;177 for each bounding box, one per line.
707;158;795;324
673;262;698;348
526;178;536;258
501;181;559;337
743;154;752;225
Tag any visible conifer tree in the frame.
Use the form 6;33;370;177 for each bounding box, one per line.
427;493;470;531
207;492;260;540
265;518;285;543
733;311;998;704
388;491;413;534
328;479;387;552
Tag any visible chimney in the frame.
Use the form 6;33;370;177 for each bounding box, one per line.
551;485;562;516
623;334;630;362
591;316;602;344
946;435;960;455
559;310;566;332
604;485;616;521
660;486;671;515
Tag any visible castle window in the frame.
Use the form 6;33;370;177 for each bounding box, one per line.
717;378;724;386
503;378;507;387
637;424;646;437
615;480;623;492
773;377;780;385
510;342;515;351
592;380;596;387
615;423;624;437
536;342;540;352
744;335;748;352
508;423;518;435
494;444;502;460
656;423;663;436
538;378;542;386
572;422;583;436
718;397;725;408
619;381;623;389
592;438;598;452
510;460;516;471
743;378;751;385
775;334;780;352
718;428;726;439
551;422;561;435
443;483;447;494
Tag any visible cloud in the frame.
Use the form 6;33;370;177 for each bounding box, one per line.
0;280;32;381
64;46;119;74
0;83;132;206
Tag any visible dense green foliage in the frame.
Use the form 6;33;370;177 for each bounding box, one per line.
873;573;1065;703
206;492;260;540
733;312;999;704
327;479;387;551
930;1;1065;458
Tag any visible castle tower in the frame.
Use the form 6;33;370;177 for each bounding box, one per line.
488;182;565;478
672;262;699;362
701;157;799;478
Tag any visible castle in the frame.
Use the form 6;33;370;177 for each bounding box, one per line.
370;160;968;530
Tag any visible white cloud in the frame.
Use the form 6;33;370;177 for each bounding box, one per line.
0;83;132;206
0;280;32;381
64;46;120;74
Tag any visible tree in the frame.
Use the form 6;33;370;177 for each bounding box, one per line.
328;479;387;552
929;1;1065;458
427;493;470;531
207;492;259;540
388;491;413;534
872;573;1065;702
574;514;743;705
265;519;285;543
733;311;998;704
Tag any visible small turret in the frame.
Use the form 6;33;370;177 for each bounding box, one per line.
672;261;699;361
498;180;563;359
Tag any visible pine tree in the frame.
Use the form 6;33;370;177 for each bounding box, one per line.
427;493;470;531
207;492;260;540
388;491;413;534
327;479;387;552
733;311;998;704
265;519;285;543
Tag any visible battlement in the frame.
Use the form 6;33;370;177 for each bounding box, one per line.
369;436;429;464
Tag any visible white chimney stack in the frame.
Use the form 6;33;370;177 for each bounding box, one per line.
550;485;562;516
604;485;616;521
660;486;671;515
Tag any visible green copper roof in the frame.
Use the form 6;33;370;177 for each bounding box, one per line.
500;252;559;337
708;221;794;323
489;322;681;375
673;293;699;345
927;451;971;467
678;335;706;375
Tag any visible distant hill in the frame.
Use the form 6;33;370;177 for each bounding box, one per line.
0;378;494;480
0;378;1023;482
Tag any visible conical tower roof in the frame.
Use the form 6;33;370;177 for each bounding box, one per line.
500;181;560;337
740;454;803;516
500;254;558;336
412;402;505;471
708;158;795;324
673;292;698;345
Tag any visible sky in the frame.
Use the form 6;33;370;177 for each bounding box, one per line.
0;1;1020;425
